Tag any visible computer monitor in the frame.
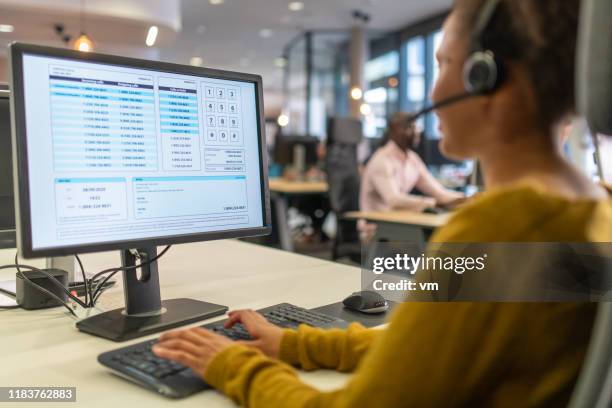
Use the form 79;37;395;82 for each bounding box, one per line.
0;85;16;249
9;43;271;341
418;138;462;167
273;135;319;167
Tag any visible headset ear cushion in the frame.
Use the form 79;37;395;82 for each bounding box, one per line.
463;51;502;94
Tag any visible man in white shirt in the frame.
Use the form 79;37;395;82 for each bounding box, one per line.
359;112;465;239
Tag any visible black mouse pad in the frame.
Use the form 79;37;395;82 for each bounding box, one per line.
311;300;398;328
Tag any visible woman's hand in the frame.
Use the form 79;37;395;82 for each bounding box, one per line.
152;327;234;378
225;309;284;358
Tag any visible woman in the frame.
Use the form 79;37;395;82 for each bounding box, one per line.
153;0;611;406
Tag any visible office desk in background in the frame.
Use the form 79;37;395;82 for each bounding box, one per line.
343;210;451;243
269;178;329;252
0;240;358;407
268;179;328;195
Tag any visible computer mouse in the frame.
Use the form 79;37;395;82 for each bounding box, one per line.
342;291;389;314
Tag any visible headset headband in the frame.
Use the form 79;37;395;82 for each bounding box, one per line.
470;0;503;52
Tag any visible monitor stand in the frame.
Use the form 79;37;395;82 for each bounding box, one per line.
76;247;228;342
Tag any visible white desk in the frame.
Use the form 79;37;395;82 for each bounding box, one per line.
0;240;360;407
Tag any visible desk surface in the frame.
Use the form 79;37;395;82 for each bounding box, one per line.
344;210;451;229
0;240;359;407
269;178;328;194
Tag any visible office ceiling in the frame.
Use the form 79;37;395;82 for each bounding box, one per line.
0;0;452;114
160;0;452;114
0;0;180;58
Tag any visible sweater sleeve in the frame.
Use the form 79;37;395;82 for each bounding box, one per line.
204;302;511;408
205;301;593;408
277;323;380;372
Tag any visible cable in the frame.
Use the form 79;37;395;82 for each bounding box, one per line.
0;264;20;311
2;246;172;311
74;254;88;306
0;285;18;310
1;263;77;317
88;245;172;306
14;253;88;309
90;245;171;305
0;286;16;298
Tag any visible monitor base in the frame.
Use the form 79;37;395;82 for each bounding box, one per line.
76;298;228;342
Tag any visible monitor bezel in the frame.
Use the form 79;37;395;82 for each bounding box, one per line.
0;86;16;250
9;42;271;258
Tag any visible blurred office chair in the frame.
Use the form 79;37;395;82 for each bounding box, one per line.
325;117;362;262
568;0;612;406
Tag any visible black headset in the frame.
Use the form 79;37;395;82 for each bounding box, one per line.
408;0;506;122
463;0;505;95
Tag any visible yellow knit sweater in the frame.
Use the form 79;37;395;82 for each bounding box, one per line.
204;184;612;407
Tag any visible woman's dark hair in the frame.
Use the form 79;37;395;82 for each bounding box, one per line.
453;0;581;131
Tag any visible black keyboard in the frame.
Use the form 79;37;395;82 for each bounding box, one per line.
98;303;349;399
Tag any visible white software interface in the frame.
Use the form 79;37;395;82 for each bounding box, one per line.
21;54;265;250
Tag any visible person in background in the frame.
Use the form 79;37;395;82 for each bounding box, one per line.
358;111;465;240
152;0;611;406
360;111;465;214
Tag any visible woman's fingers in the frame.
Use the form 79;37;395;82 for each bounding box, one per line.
159;328;208;346
229;310;269;334
191;327;217;338
224;311;245;328
154;338;203;357
152;327;234;377
152;346;200;369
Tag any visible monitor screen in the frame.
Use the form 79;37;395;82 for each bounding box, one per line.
11;45;269;255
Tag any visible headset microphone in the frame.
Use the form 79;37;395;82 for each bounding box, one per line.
407;92;477;122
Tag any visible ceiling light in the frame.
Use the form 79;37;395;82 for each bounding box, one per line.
274;57;287;68
74;33;94;52
277;114;289;127
350;86;363;100
209;0;224;4
145;25;158;47
288;2;304;11
259;29;273;38
360;103;372;116
190;57;203;67
75;0;93;52
388;77;398;88
0;24;14;33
